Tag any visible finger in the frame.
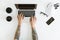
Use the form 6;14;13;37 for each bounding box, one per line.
34;16;36;20
20;12;22;14
21;14;24;19
17;15;20;18
19;14;21;17
23;15;24;19
22;14;24;17
17;15;19;20
21;13;23;16
32;16;34;21
30;16;32;22
19;12;22;16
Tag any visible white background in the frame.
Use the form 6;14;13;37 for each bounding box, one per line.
0;0;60;40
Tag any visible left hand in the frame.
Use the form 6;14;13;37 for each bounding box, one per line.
17;13;24;26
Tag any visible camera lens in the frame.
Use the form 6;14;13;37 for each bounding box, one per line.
6;16;12;22
6;7;12;13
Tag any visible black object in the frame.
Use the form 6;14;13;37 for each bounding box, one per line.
6;16;12;22
54;3;59;9
6;7;12;13
15;4;37;9
46;17;55;25
15;4;37;17
40;12;48;17
18;11;35;17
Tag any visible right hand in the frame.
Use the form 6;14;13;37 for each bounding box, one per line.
30;16;37;29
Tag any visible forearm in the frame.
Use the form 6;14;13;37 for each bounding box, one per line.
32;26;36;34
31;24;35;30
32;26;38;40
14;24;21;40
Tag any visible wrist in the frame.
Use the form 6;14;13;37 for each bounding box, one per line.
31;25;35;29
18;23;21;27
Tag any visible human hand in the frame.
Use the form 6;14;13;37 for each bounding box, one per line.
30;16;37;29
17;13;24;26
